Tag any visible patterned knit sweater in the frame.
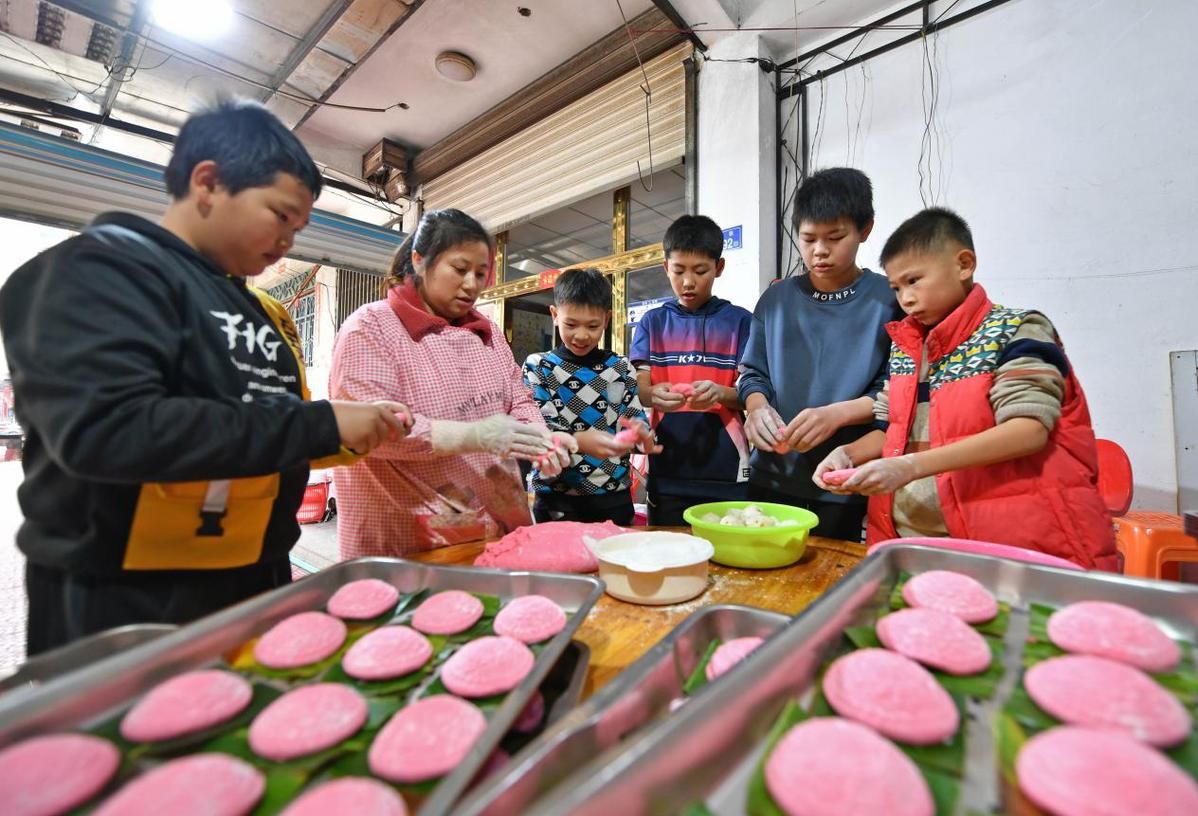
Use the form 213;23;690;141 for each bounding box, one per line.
523;346;649;496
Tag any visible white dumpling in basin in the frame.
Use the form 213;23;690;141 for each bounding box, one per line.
701;512;722;524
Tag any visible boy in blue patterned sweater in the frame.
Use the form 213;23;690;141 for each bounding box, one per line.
523;268;657;525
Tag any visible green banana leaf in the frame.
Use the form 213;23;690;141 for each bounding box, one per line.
1002;673;1198;781
325;588;427;629
745;698;959;816
745;699;807;816
889;572;1010;637
394;592;502;643
682;639;722;697
89;682;282;761
318;633;450;698
842;625;1005;699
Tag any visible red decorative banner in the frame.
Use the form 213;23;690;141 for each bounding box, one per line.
538;269;562;290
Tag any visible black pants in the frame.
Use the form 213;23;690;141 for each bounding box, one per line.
25;559;292;657
533;491;634;526
647;487;748;527
747;484;867;543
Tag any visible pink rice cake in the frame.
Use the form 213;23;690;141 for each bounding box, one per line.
0;733;120;816
613;428;640;446
478;748;512;780
411;590;484;636
705;637;765;681
120;669;253;743
1047;600;1181;673
279;777;408;816
1017;726;1198;816
93;754;264;816
473;521;623;573
765;717;933;816
823;648;959;745
327;578;401;621
1024;655;1191;747
876;608;992;675
441;636;535;698
512;692;545;734
821;468;859;486
248;683;368;762
902;570;997;624
253;611;347;670
342;625;434;681
368;695;487;784
671;383;695;398
493;595;567;644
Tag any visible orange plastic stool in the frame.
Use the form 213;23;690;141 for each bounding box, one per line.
1114;511;1198;580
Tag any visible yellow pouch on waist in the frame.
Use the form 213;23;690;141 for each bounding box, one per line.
123;475;279;570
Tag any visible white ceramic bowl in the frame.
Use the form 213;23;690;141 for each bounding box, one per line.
589;531;714;605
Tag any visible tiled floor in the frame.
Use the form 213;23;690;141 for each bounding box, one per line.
0;462;26;673
0;457;342;675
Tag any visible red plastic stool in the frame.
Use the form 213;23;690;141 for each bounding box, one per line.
1095;439;1133;516
1114;511;1198;581
296;480;330;524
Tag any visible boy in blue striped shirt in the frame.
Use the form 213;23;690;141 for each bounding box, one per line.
631;215;753;525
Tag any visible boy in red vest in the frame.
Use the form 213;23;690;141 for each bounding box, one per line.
813;208;1117;570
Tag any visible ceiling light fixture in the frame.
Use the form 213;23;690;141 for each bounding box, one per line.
435;51;477;82
151;0;234;41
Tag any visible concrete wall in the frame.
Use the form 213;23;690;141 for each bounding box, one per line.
762;0;1198;510
696;32;778;311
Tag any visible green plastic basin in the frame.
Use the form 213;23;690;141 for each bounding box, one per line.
683;501;819;569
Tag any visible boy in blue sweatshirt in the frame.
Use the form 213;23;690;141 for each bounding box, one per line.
631;215;753;525
737;168;902;541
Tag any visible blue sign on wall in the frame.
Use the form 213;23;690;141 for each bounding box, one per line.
722;225;743;251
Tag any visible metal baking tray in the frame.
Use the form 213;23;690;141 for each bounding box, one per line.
525;544;1198;815
500;639;591;751
0;557;603;816
456;604;789;816
0;624;177;696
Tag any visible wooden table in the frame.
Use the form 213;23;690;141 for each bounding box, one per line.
409;534;866;699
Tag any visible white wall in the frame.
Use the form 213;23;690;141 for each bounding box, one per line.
697;32;778;310
0;219;76;378
780;0;1198;509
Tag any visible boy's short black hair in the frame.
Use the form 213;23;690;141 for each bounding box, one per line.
879;207;975;267
164;99;323;200
554;268;611;310
793;167;874;231
663;214;723;262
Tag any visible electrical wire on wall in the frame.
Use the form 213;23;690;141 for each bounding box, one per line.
615;0;655;192
917;21;949;206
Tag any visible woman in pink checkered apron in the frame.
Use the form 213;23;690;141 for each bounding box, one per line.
330;209;576;557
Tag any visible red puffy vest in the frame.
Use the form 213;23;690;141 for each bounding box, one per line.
866;285;1118;571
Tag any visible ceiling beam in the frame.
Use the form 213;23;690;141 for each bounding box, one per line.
96;0;149;131
260;0;354;102
290;0;428;132
39;0;129;31
412;7;686;186
650;0;708;52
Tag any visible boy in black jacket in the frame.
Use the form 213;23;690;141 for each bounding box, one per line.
0;100;409;655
